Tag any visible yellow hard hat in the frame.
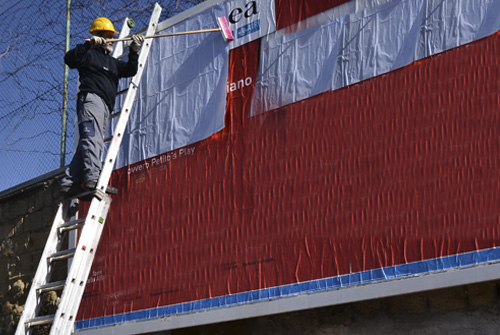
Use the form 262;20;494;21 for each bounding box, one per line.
89;17;119;35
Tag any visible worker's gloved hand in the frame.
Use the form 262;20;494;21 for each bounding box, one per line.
130;34;145;52
90;36;106;48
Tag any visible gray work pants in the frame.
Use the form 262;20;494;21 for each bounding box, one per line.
61;93;110;187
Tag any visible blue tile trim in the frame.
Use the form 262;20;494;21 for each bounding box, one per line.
75;247;500;330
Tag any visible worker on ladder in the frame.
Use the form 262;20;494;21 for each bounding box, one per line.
60;17;144;198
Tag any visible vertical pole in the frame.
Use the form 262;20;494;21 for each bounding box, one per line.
61;0;71;168
62;0;77;279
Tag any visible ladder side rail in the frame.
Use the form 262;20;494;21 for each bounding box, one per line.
49;196;112;335
112;17;132;59
99;16;133;189
96;3;162;195
15;203;68;335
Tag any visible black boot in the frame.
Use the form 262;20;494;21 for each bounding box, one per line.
83;180;118;195
60;183;84;198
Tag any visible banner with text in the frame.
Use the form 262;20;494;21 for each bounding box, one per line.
76;0;500;332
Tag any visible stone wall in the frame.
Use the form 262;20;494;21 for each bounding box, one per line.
169;281;500;335
1;173;499;335
0;172;64;335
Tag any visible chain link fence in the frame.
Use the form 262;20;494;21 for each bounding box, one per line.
0;0;205;192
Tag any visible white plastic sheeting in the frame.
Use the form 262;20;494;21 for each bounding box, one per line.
251;0;500;116
223;0;277;49
111;8;230;169
108;0;278;169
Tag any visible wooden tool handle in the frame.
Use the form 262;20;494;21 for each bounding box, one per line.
109;28;221;42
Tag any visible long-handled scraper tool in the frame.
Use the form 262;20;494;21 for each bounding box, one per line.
110;16;234;42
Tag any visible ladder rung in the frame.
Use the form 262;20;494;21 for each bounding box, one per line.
37;280;66;294
25;314;55;327
109;111;122;119
116;51;130;60
49;248;76;262
67;189;95;201
117;88;129;96
59;217;86;233
104;132;122;143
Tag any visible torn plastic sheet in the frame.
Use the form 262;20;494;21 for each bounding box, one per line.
75;246;500;330
251;0;500;116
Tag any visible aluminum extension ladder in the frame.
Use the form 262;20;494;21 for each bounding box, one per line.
15;4;162;334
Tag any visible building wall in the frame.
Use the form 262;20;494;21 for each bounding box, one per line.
169;281;500;335
1;173;499;335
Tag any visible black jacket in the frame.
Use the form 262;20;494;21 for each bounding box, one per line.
65;41;139;111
